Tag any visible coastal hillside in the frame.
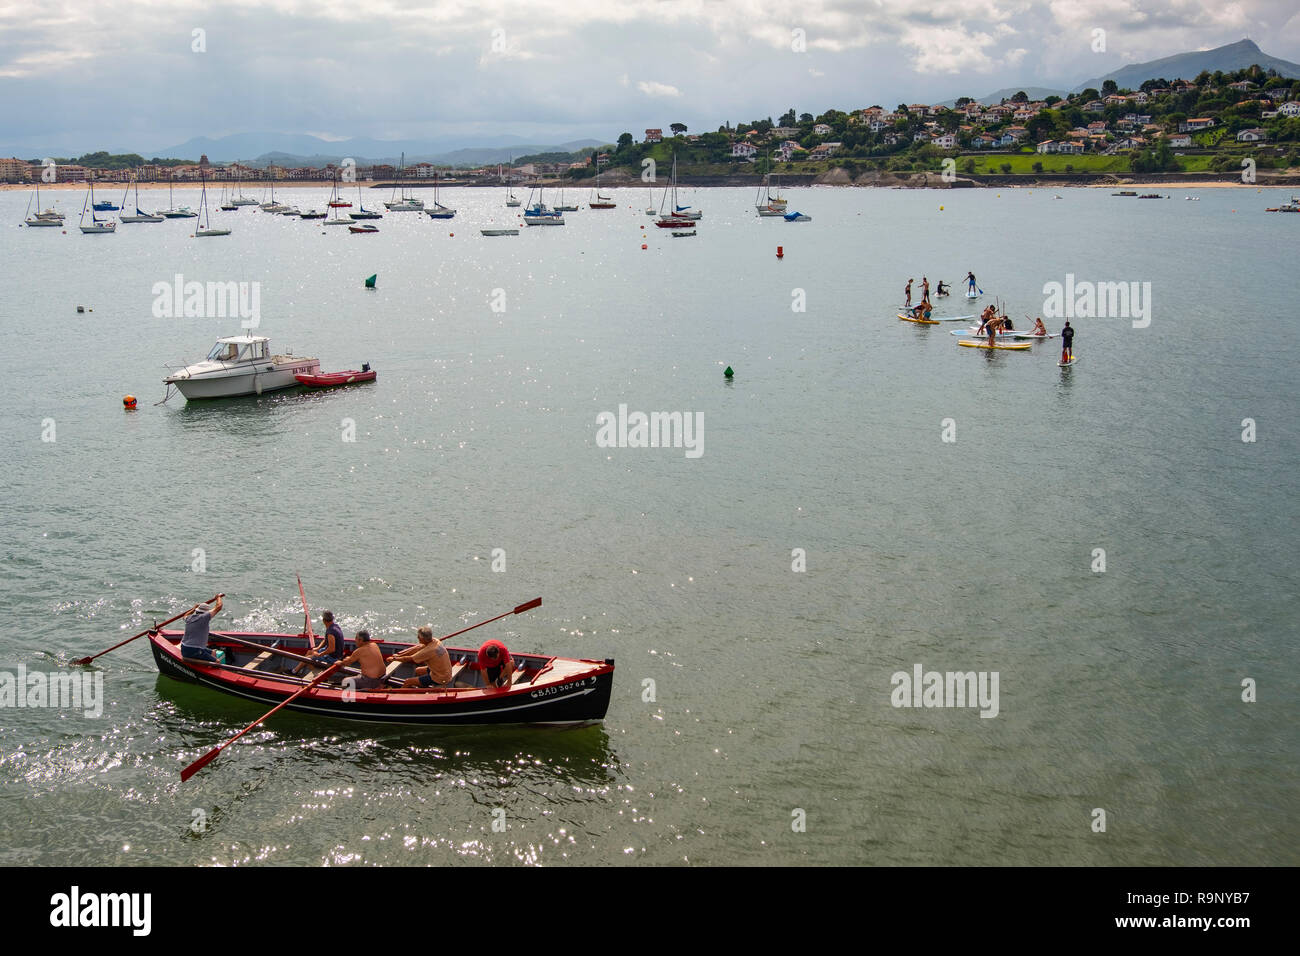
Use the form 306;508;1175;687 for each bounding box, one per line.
1074;38;1300;93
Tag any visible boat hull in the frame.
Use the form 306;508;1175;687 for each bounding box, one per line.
167;359;321;399
295;370;376;388
149;630;614;726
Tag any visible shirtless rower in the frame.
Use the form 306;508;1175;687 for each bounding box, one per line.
338;630;387;690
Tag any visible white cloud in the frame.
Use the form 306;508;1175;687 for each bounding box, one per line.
637;80;681;97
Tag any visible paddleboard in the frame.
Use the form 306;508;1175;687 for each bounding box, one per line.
1010;331;1059;339
1058;355;1079;367
965;291;980;298
933;314;977;322
951;328;1015;336
957;339;1032;351
897;313;939;325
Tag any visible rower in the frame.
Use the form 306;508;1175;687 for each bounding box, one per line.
180;595;224;664
339;630;386;690
388;625;454;688
294;610;345;675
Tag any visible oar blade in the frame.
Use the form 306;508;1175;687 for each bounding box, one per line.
513;597;542;614
180;747;222;783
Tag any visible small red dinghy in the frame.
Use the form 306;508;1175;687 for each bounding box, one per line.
295;364;376;388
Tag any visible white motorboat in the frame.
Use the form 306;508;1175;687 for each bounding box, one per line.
163;336;320;400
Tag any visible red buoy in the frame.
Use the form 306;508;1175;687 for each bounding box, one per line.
776;246;784;259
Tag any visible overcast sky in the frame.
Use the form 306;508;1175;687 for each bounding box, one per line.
2;0;1299;155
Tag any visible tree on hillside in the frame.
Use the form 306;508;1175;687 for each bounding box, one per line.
670;123;687;135
1011;90;1028;103
799;113;813;124
1102;79;1118;95
1079;88;1100;102
955;97;973;108
1044;95;1062;107
617;133;633;150
779;108;797;127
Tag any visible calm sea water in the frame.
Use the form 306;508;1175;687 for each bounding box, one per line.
0;184;1295;866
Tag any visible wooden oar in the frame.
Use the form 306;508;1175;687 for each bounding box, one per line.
180;661;341;782
70;594;221;666
297;574;317;654
213;632;400;686
434;597;541;645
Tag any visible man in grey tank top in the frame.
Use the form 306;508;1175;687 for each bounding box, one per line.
180;595;224;663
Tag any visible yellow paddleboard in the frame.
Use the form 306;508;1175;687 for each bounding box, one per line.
897;313;939;325
957;339;1032;351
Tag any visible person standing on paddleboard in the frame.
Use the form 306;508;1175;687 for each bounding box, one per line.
904;279;913;309
1061;321;1074;363
966;271;977;294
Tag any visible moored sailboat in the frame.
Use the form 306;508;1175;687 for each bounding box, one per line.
194;173;231;237
385;153;425;211
424;170;456;219
79;180;116;233
119;177;164;222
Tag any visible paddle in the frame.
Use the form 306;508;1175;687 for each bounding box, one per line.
180;661;341;782
297;574;317;654
433;597;541;646
70;594;221;667
215;632;400;687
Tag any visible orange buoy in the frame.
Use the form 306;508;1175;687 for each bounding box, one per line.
641;243;647;249
777;245;783;258
123;395;137;410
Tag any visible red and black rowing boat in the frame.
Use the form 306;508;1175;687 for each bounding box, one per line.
295;367;377;388
148;628;614;725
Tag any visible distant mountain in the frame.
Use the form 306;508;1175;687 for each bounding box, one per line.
150;132;605;166
942;38;1300;109
1072;38;1300;93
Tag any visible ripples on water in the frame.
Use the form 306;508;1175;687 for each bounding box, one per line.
0;186;1296;865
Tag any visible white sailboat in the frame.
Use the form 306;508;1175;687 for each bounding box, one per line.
157;173;198;218
23;176;64;226
348;181;383;219
259;176;289;213
756;159;787;216
505;161;521;207
588;160;616;209
195;173;231;237
385;153;424;211
424;170;456;219
79;180;116;233
522;184;564;225
119;177;164;223
323;172;352;224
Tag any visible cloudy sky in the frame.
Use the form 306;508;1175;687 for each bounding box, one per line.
2;0;1299;155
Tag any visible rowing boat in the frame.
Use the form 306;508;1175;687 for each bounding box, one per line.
897;313;939;325
148;628;614;725
957;339;1032;351
295;368;376;388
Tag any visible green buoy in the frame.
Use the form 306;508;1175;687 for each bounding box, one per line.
724;366;734;378
364;274;377;289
